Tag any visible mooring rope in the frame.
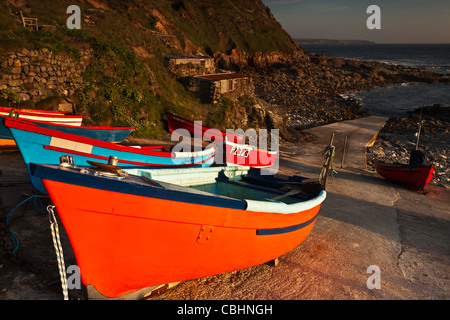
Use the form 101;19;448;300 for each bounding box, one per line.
319;145;336;186
47;205;69;300
6;194;46;254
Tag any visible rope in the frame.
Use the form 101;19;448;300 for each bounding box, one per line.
47;205;69;300
6;194;46;254
319;145;336;186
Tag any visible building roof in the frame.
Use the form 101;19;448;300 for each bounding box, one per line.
195;73;248;81
165;54;212;60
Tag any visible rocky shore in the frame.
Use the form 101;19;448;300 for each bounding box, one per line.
239;51;449;188
243;53;448;131
366;104;450;188
237;51;449;190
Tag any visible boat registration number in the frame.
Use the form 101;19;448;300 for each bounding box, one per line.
229;145;252;158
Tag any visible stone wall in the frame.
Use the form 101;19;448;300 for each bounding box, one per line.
168;62;216;79
0;48;91;103
188;75;254;103
220;77;254;102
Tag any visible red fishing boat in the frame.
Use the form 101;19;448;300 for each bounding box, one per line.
167;112;278;168
0;106;83;126
376;110;435;190
375;162;435;189
0;106;66;115
31;162;326;298
167;112;243;143
224;137;278;168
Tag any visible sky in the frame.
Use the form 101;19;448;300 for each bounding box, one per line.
262;0;450;43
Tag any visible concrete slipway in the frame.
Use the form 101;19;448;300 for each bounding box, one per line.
0;116;449;300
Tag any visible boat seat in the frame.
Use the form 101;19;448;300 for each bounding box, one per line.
217;172;319;201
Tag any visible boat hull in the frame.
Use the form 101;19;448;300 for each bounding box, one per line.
0;107;83;126
224;138;278;168
1;115;133;142
0;138;18;151
31;163;325;298
375;162;435;188
167;112;278;167
4;118;215;194
167;112;243;143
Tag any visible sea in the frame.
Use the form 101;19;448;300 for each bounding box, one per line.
300;43;450;117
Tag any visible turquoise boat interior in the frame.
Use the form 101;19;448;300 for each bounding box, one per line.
126;166;324;205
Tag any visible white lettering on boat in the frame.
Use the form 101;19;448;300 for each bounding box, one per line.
229;145;251;158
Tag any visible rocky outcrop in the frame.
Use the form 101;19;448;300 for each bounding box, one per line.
214;49;306;70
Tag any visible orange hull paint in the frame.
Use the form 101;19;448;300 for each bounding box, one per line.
0;138;16;146
43;179;321;298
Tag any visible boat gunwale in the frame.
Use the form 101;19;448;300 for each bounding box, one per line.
12;117;135;130
31;163;326;215
0;106;67;115
0;109;83;119
375;161;433;171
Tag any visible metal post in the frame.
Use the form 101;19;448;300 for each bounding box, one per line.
415;106;423;150
341;136;348;168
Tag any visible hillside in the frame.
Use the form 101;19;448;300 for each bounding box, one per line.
0;0;301;138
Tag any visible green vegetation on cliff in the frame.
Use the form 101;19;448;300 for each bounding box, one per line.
154;0;296;54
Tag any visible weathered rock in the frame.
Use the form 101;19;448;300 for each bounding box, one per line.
8;79;23;87
18;93;30;101
10;67;22;74
57;102;73;113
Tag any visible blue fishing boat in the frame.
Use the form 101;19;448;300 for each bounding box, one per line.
4;117;216;194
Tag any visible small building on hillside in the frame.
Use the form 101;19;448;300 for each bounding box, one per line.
166;54;214;68
188;72;254;103
165;54;215;77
